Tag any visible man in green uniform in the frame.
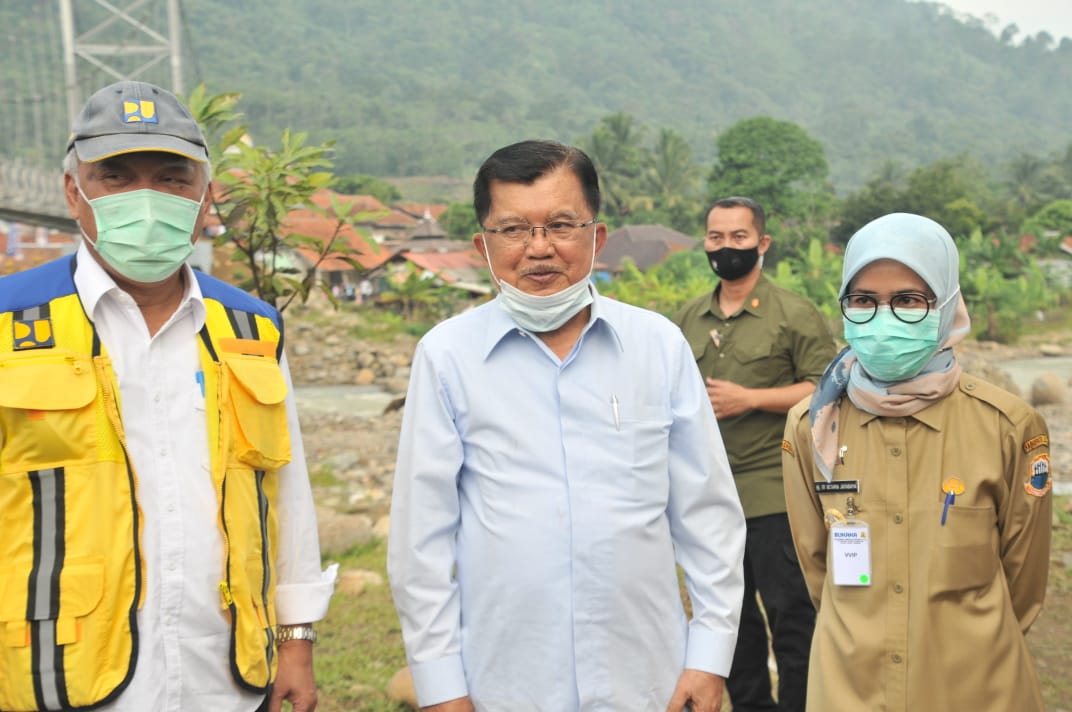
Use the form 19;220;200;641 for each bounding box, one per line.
674;197;835;712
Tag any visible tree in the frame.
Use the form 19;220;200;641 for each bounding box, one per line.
899;156;991;238
439;201;480;241
334;173;402;204
640;128;701;207
579;112;645;219
707;116;830;223
185;85;372;311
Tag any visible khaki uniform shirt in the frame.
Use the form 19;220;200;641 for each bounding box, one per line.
782;375;1052;712
675;274;835;517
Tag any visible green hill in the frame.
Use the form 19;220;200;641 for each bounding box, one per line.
3;0;1071;191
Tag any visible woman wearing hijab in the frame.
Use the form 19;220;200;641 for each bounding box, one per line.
782;213;1052;712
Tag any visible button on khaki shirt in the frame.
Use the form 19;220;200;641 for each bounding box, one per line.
783;375;1051;712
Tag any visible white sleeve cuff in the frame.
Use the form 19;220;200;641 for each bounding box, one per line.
275;563;338;624
409;654;469;707
683;620;738;677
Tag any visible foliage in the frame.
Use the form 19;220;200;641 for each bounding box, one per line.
601;251;711;317
439;201;480;241
186;85;373;311
958;229;1057;343
7;0;1072;192
579;113;646;219
377;262;454;322
334;174;402;205
769;239;843;321
707;117;832;224
1022;199;1072;254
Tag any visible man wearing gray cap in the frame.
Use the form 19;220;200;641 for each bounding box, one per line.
0;81;334;712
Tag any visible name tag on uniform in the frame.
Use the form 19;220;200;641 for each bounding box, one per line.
815;479;860;494
830;520;871;586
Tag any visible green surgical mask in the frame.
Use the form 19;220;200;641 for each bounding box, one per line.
843;307;941;381
79;186;201;283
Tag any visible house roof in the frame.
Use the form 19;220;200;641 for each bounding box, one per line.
399;248;487;287
600;224;697;272
394;203;449;220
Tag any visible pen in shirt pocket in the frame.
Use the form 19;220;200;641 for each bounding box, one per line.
195;370;205;398
611;395;621;431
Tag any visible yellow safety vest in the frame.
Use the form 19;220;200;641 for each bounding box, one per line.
0;256;290;710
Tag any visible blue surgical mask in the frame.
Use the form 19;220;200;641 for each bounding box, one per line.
482;228;597;333
843;307;941;381
78;184;202;283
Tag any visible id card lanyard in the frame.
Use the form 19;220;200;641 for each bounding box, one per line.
830;496;872;587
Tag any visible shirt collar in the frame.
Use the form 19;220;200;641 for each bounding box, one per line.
709;273;772;318
73;241;207;329
480;283;624;360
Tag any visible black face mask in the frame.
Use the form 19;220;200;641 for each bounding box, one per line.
706;246;760;281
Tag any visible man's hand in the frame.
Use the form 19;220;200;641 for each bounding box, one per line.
664;669;725;712
268;641;317;712
705;378;753;419
423;696;475;711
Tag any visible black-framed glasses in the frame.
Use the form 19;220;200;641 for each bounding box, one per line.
483;218;596;245
840;292;936;324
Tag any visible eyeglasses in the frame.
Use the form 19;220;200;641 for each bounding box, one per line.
840;292;937;324
483;218;596;245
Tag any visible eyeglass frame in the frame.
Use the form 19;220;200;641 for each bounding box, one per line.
482;217;597;245
839;292;938;324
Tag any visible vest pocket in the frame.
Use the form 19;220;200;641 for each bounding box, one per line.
0;351;96;472
221;354;291;470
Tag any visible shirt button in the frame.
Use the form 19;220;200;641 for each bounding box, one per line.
890;447;902;456
159;448;167;457
893;513;904;524
719;353;725;358
891;653;903;664
893;583;904;593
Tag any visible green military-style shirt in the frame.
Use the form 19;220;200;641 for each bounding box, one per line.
674;274;836;518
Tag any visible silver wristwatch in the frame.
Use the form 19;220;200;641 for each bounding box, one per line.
276;624;317;646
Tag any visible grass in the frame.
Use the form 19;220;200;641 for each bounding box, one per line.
313;497;1072;710
315;540;410;712
1033;495;1072;710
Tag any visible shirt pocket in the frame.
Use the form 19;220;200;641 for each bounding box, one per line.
928;503;998;594
0;350;97;473
621;403;671;500
220;354;291;470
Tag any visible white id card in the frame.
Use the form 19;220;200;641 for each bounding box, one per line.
830;520;872;586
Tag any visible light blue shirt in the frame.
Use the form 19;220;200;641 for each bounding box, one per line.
388;292;746;711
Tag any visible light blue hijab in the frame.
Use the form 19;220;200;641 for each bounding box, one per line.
808;213;972;481
840;212;963;347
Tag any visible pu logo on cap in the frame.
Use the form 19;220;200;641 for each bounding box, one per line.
123;100;158;124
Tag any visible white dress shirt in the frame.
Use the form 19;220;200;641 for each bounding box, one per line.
72;244;336;712
388;290;746;711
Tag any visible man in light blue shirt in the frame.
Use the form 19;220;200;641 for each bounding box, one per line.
387;140;746;712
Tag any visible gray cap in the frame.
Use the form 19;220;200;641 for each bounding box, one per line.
67;80;208;163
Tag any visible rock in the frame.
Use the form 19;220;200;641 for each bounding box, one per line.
316;510;375;557
1039;343;1065;357
373;515;391;539
354;368;376;385
336;568;385;595
292;342;311;357
386;667;418;709
1030;373;1068;406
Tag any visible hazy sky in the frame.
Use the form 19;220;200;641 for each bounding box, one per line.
926;0;1072;40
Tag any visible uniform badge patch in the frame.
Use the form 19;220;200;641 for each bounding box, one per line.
1022;435;1048;452
781;439;794;455
1024;454;1051;497
13;317;55;350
